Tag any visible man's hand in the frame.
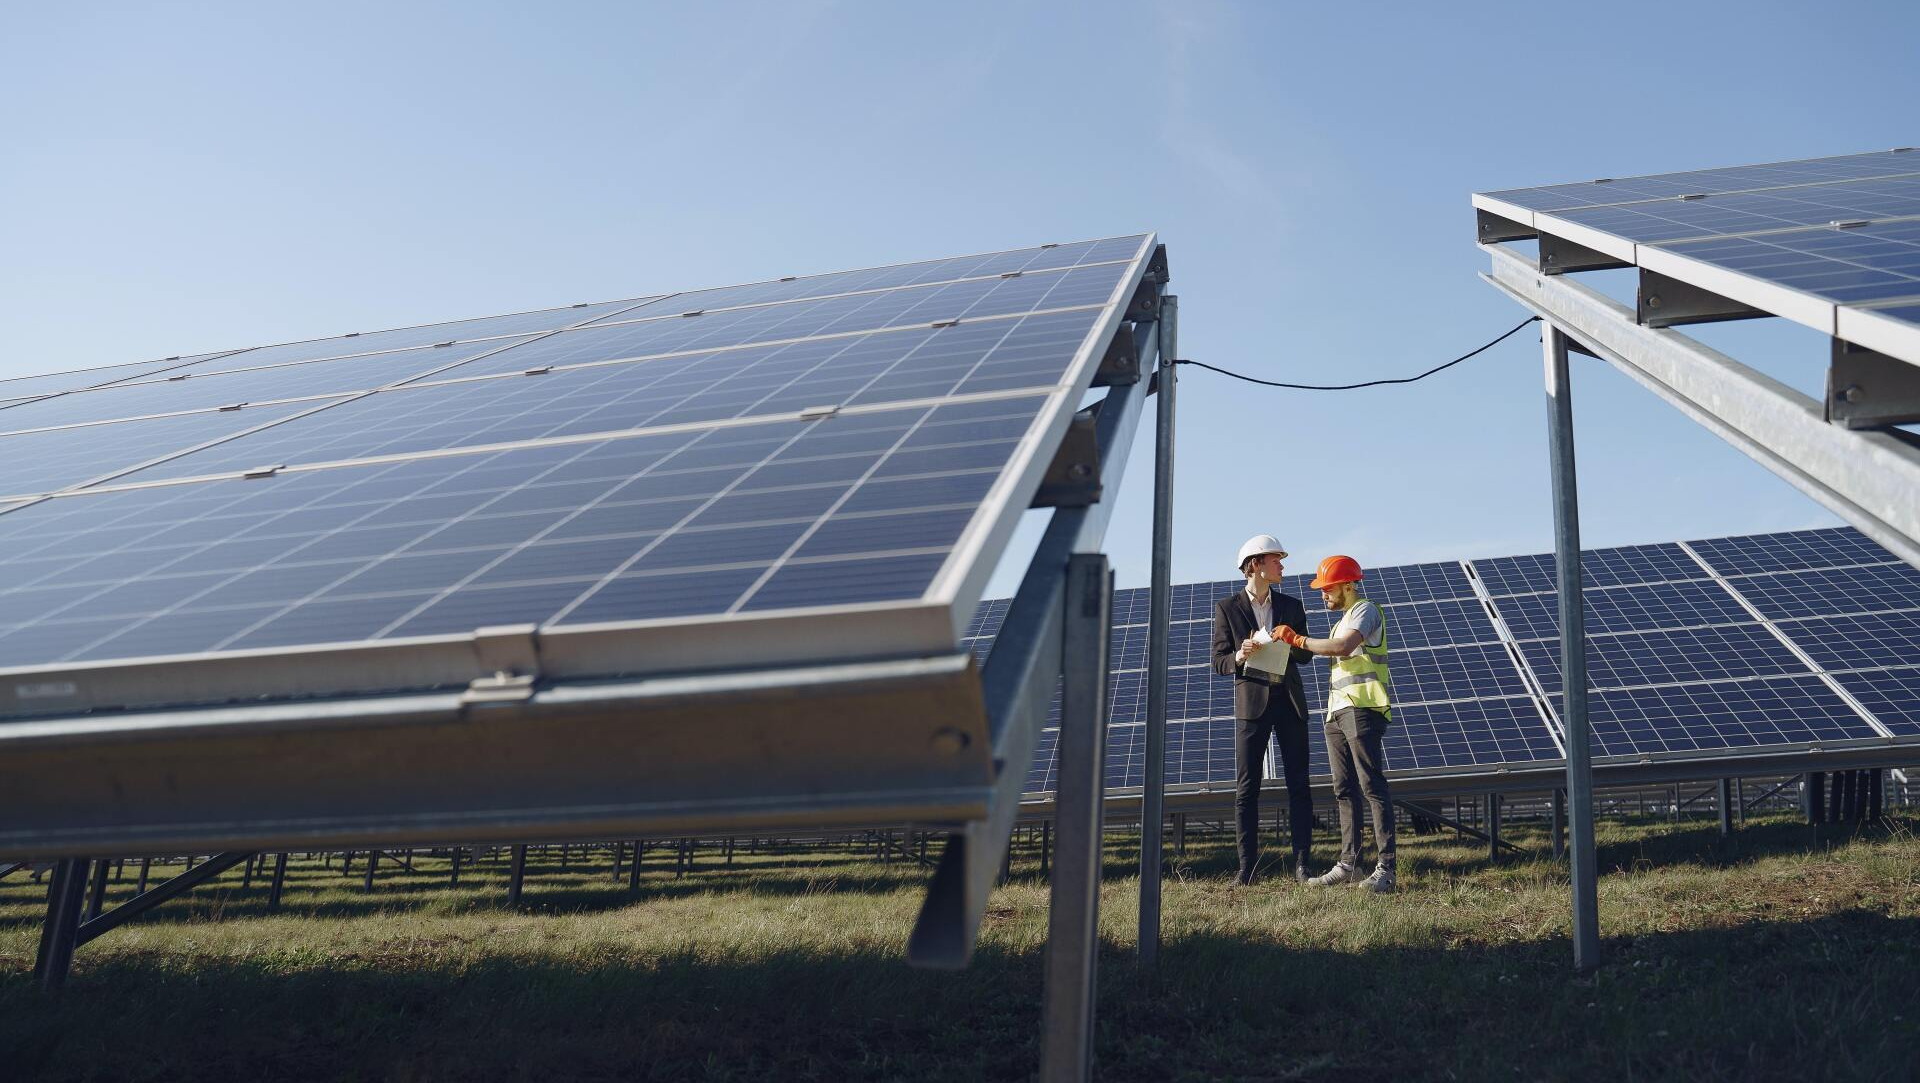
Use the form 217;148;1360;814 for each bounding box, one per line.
1276;626;1309;650
1235;636;1257;664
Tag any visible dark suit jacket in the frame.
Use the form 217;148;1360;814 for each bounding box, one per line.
1211;588;1313;723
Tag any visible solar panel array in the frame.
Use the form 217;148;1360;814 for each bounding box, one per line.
1474;149;1920;360
0;236;1153;688
964;525;1920;799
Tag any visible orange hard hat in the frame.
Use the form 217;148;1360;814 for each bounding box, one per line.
1310;555;1364;590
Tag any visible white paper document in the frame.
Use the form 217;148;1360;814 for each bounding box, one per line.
1243;628;1291;678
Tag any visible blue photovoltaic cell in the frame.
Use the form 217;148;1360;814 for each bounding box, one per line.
0;401;322;499
1545;175;1920;246
1732;563;1920;620
1655;218;1920;305
607;237;1146;320
158;298;660;373
1773;611;1920;673
1353;561;1474;604
1387;697;1560;772
1830;667;1920;737
0;396;1047;667
442;264;1125;381
1478;151;1920;213
1471;541;1707;598
1492;579;1756;642
111;310;1101;484
1381;598;1498;649
1688;526;1898;576
1573;676;1881;758
1390;643;1528;703
0;338;539;433
1522;623;1804;694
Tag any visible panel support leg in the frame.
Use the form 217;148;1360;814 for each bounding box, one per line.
1805;772;1826;825
1139;295;1176;968
1041;553;1112;1083
507;844;528;905
1551;788;1566;859
33;858;87;990
1545;323;1600;973
1488;795;1502;863
1718;779;1734;837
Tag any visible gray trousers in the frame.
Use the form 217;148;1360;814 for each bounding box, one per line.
1325;706;1396;868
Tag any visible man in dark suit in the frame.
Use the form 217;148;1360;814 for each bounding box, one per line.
1211;534;1316;885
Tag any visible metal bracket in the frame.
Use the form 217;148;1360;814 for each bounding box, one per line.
1030;404;1102;508
242;464;285;479
1477;209;1535;244
1142;243;1170;284
1124;276;1161;322
1828;338;1920;428
463;624;542;705
1638;268;1765;328
1539;231;1630;275
1090;323;1140;387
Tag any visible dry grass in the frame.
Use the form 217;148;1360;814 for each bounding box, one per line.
2;813;1916;1081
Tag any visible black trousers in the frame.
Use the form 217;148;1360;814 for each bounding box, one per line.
1326;706;1396;868
1234;697;1314;876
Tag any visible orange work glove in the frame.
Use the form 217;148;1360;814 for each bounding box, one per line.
1276;626;1308;649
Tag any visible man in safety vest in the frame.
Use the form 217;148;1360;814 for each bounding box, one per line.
1277;555;1396;892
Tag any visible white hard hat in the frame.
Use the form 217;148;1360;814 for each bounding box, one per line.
1236;534;1288;569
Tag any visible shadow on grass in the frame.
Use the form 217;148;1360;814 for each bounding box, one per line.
1;909;1915;1082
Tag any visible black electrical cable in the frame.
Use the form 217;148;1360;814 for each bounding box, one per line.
1173;316;1540;391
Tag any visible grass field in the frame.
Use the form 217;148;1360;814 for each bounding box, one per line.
3;813;1916;1081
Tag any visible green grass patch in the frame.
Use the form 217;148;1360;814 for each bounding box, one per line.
3;815;1916;1081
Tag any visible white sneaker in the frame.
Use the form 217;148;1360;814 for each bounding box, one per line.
1308;862;1356;886
1361;864;1396;894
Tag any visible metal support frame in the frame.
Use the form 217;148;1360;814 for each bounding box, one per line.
1487;795;1503;862
1551;789;1566;859
1139;295;1177;968
907;289;1158;970
1718;779;1735;837
1395;800;1521;854
268;852;289;910
33;858;86;989
1544;324;1601;973
507;843;527;904
1485;244;1920;567
1828;338;1920;429
1041;553;1112;1083
1637;269;1765;328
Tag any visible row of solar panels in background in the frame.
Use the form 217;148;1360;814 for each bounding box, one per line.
959;525;1920;797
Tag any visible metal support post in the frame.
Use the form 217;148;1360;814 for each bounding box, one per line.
362;848;379;892
1139;295;1176;968
450;846;463;887
1172;812;1187;859
1545;323;1600;972
1041;554;1112;1083
507;844;527;905
137;858;151;894
33;858;88;989
1718;779;1734;837
268;853;289;910
85;858;110;920
1040;821;1051;878
1487;795;1502;863
1805;772;1826;824
628;841;644;890
1551;789;1566;859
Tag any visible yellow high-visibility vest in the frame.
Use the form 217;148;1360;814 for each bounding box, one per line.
1326;599;1391;719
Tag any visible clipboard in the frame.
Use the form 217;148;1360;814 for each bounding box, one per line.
1243;628;1291;678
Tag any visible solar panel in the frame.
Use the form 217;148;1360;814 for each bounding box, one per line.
1474;149;1920;361
1007;524;1920;803
0;235;1156;711
1686;525;1901;576
1732;563;1920;620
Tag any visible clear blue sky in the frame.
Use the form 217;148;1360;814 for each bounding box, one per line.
4;1;1915;598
